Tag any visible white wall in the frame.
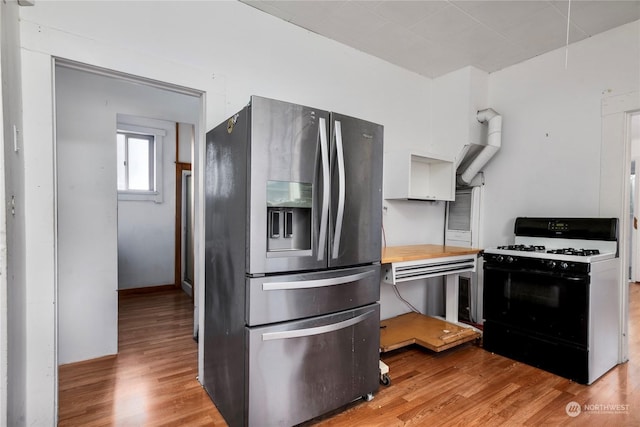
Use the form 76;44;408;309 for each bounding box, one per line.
178;122;193;164
484;21;640;247
56;66;119;365
0;28;6;425
116;115;176;291
13;0;640;423
15;2;436;424
384;67;491;321
21;46;56;427
632;114;640;157
432;66;489;159
380;200;446;319
382;22;640;319
0;4;15;425
1;1;27;425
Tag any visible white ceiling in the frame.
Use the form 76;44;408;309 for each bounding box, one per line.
240;0;640;78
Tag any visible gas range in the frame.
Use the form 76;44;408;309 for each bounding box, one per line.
483;218;618;267
484;242;615;264
482;217;621;384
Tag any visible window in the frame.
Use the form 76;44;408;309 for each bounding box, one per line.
116;120;165;203
117;131;155;192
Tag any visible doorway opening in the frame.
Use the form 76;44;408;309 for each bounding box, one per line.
605;92;640;364
54;59;204;420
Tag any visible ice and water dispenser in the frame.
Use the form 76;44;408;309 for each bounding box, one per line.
266;181;312;254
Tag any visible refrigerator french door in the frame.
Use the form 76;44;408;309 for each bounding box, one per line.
248;96;328;274
248;96;383;274
203;96;383;427
328;112;383;268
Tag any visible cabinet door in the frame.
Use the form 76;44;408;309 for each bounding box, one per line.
247;304;380;426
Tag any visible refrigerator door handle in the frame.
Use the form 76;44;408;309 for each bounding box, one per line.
317;117;330;261
332;120;346;259
262;270;375;291
261;309;376;341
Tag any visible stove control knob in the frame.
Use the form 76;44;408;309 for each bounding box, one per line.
560;262;569;270
496;255;504;263
546;260;557;269
506;256;514;263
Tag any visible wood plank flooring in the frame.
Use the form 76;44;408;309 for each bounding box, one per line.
59;285;640;426
58;289;225;426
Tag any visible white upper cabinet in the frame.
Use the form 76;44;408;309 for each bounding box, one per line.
384;151;455;201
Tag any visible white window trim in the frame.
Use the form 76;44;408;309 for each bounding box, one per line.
117;122;166;203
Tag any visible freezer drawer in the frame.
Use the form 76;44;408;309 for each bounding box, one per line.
247;303;380;427
246;265;380;326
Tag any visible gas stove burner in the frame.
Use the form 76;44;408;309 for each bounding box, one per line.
546;248;601;256
497;244;546;252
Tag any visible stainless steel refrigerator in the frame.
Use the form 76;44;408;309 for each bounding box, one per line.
203;96;383;427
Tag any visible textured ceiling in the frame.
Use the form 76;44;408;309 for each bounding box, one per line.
241;0;640;78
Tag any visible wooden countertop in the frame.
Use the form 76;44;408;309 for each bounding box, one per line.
381;244;482;264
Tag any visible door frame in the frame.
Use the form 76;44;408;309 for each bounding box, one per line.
53;58;206;421
175;163;192;296
632;155;640;282
600;91;640;363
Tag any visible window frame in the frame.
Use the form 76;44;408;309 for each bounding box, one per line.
116;122;165;203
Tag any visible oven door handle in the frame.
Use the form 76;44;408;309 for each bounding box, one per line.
484;264;588;281
564;275;588;281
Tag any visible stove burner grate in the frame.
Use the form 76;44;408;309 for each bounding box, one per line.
497;244;546;252
546;248;600;256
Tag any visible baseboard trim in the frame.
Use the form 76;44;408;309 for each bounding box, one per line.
118;283;177;296
181;280;193;297
59;353;117;368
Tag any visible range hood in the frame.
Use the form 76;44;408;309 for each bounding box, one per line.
456;108;502;187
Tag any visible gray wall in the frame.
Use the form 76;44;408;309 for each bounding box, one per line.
55;66;199;364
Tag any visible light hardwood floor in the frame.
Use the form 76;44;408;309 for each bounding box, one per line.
59;285;640;426
58;289;225;426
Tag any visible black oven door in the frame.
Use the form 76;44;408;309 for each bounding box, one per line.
483;263;589;346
